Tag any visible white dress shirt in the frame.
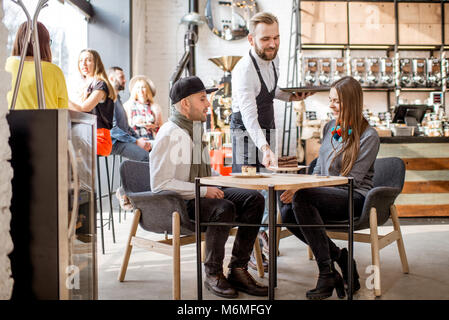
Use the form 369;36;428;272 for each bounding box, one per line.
232;47;291;150
150;121;219;200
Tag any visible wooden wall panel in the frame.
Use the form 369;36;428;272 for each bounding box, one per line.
398;3;441;45
402;181;449;194
301;1;347;44
402;158;449;171
349;2;395;45
396;205;449;217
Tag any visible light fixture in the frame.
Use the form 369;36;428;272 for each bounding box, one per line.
180;11;205;26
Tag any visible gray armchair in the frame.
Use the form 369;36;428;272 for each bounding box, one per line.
317;157;410;297
117;160;265;299
117;160;196;300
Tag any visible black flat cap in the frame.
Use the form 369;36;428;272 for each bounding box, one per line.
170;76;218;104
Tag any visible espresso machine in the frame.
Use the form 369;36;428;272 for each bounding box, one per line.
333;58;346;83
427;58;441;88
318;58;332;86
366;57;380;87
351;58;367;86
412;58;427;87
400;58;413;87
208;56;242;131
303;57;318;86
380;57;394;87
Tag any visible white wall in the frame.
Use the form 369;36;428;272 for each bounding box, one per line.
0;0;14;300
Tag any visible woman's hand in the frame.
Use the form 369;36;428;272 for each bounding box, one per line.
280;189;299;204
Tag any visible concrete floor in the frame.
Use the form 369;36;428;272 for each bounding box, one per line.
97;211;449;300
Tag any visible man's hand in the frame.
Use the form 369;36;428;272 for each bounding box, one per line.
280;189;299;204
290;91;315;102
136;137;151;152
261;144;277;168
205;187;224;199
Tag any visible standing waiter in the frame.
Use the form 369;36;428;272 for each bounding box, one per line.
231;12;312;268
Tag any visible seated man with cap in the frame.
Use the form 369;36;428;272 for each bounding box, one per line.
150;76;268;298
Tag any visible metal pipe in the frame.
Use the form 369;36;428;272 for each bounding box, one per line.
9;0;48;110
9;0;32;110
33;0;49;110
188;0;198;76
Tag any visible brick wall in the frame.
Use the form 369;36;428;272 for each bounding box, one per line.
0;0;14;300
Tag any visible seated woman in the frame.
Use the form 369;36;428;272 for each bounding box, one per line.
6;21;68;109
280;76;380;300
124;75;162;141
69;49;116;156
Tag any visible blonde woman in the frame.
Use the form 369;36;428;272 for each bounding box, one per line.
69;49;116;156
124;76;162;140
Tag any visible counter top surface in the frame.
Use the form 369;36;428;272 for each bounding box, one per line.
380;136;449;144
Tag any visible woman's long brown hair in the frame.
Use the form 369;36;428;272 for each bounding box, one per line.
78;49;117;102
12;21;52;62
331;76;369;176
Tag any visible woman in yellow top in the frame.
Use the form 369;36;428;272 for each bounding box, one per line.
5;21;68;110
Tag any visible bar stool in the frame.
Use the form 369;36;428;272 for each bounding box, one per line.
96;155;116;254
111;155;129;223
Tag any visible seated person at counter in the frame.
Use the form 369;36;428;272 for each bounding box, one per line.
107;66;151;211
280;76;380;300
6;21;68;110
150;76;268;299
69;49;116;156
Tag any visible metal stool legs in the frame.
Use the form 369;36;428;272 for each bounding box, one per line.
96;155;117;254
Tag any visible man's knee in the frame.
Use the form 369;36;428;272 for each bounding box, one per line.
213;199;236;222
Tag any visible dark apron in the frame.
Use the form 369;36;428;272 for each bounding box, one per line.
231;50;278;173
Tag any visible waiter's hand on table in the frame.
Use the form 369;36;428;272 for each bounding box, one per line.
290;92;315;101
261;144;277;168
280;189;299;204
205;187;224;199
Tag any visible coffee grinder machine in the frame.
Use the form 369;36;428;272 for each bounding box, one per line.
318;58;332;86
400;58;412;87
366;57;380;87
380;57;394;87
351;58;366;86
303;57;318;86
208;56;242;133
412;58;427;87
427;58;441;88
333;58;346;83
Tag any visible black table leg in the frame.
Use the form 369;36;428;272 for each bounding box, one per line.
268;185;275;300
348;178;354;301
195;178;202;300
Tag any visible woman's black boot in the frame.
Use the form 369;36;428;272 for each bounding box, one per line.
335;248;361;294
306;262;346;300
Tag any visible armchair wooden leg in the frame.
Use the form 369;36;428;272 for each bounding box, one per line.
201;240;206;263
390;205;409;274
307;246;314;260
253;236;265;278
118;209;141;282
172;212;181;300
369;208;382;297
276;210;282;257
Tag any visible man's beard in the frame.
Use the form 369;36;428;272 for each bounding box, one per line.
254;43;278;61
117;84;125;91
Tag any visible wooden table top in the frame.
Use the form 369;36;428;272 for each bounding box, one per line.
200;174;348;191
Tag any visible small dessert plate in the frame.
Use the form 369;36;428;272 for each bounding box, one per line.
229;173;269;178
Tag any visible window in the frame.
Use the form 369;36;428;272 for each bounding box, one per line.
2;0;88;91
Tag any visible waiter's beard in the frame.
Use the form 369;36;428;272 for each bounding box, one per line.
255;43;279;61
